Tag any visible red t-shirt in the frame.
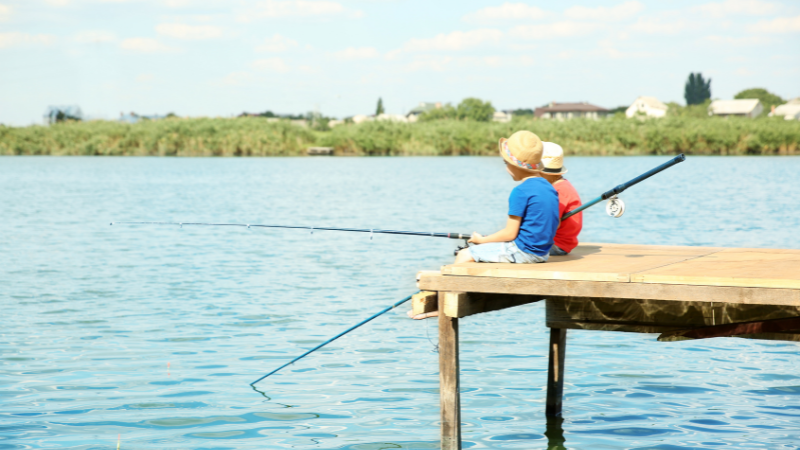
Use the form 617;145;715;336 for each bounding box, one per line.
553;179;582;253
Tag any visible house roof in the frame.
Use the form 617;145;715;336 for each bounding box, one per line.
709;99;761;115
773;103;800;117
630;96;668;110
408;102;441;114
534;102;608;117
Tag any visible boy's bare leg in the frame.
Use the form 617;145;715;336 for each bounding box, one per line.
407;309;440;320
454;248;475;264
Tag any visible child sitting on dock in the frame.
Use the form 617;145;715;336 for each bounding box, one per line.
409;131;559;320
540;142;582;256
457;130;559;264
408;131;560;320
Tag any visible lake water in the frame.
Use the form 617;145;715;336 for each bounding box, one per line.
2;155;800;449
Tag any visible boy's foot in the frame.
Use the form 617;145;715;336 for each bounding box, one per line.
406;309;440;320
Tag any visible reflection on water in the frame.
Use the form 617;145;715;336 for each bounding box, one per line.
2;156;800;448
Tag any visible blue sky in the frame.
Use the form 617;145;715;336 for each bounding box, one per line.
1;0;798;125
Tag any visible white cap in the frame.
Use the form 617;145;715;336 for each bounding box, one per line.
541;142;567;175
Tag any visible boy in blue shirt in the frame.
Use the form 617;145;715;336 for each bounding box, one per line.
456;130;560;264
409;131;560;320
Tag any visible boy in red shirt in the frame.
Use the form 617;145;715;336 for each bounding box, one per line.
541;142;582;255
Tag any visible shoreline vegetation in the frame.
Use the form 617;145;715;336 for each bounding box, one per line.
2;115;799;157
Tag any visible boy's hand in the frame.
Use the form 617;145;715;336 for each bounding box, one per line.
469;232;484;244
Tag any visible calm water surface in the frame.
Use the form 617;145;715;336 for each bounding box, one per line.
2;156;800;449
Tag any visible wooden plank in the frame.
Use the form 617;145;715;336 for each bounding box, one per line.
658;316;800;341
412;291;438;316
438;292;461;450
418;272;800;307
632;248;800;289
546;297;800;328
442;292;476;318
442;243;721;283
546;328;567;418
440;292;544;318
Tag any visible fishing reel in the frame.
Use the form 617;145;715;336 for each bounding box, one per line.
454;239;470;256
606;195;625;218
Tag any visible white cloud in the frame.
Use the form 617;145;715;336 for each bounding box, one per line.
404;56;453;72
510;21;603;39
74;30;117;43
0;4;11;21
398;29;503;53
120;37;174;53
703;35;771;44
629;17;688;34
44;0;70;5
238;0;357;21
693;0;780;17
462;3;550;23
565;1;643;21
749;15;800;33
136;73;154;82
0;32;56;48
252;57;290;72
735;67;754;76
156;23;223;40
255;34;298;52
221;71;256;86
331;46;379;60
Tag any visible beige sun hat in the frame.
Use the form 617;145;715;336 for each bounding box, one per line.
541;142;567;175
498;130;543;172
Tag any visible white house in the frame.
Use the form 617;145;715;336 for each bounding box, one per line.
625;96;668;118
708;99;763;118
769;98;800;121
492;111;512;123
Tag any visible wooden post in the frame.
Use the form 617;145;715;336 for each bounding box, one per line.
546;328;567;417
439;292;462;450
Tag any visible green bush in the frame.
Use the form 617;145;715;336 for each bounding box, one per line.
2;115;798;157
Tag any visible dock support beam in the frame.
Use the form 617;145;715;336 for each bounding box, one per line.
546;328;567;417
439;292;462;450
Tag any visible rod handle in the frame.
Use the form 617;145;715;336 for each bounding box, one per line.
447;233;472;240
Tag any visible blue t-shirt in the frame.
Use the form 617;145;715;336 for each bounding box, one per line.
508;177;560;256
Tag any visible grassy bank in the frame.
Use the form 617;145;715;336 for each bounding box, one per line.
2;116;799;156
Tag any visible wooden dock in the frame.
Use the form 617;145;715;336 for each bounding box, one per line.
415;243;800;449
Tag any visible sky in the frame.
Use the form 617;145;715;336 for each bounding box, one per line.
1;0;798;125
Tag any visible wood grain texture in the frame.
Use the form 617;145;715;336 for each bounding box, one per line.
418;272;800;306
412;291;438;315
546;328;567;418
442;243;722;283
658;316;800;341
441;292;544;318
545;297;800;341
438;292;461;450
632;248;800;289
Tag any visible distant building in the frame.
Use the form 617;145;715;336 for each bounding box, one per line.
351;114;373;124
708;99;763;118
625;96;668;118
407;102;442;122
769;98;800;121
44;105;83;124
534;102;608;120
376;113;409;123
492;111;512;123
119;112;167;124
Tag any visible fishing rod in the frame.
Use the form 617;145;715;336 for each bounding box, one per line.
110;221;472;241
562;153;686;220
250;294;413;386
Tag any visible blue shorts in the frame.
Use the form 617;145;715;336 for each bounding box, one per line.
468;241;548;264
